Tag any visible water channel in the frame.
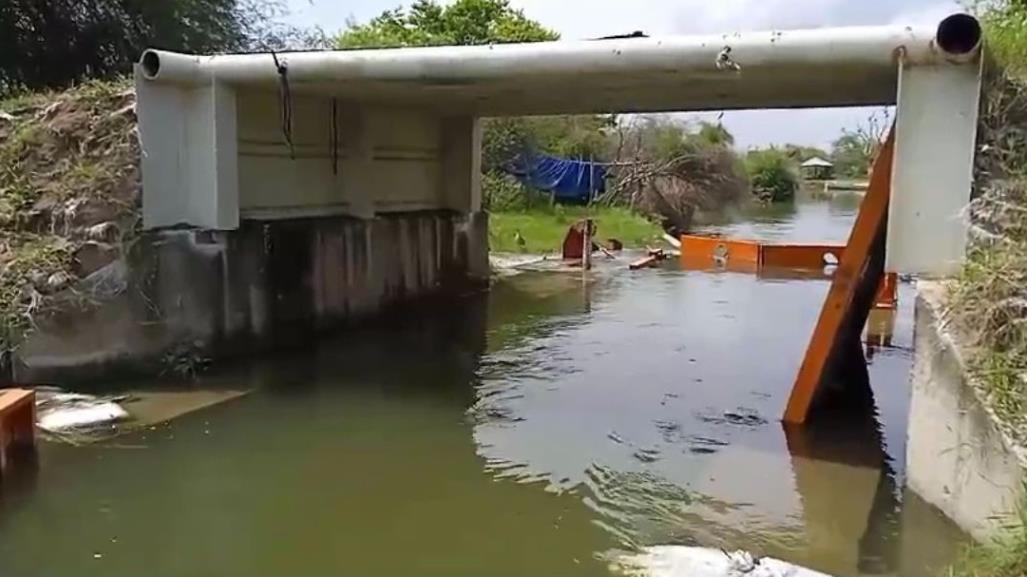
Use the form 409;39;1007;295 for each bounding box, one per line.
0;194;967;576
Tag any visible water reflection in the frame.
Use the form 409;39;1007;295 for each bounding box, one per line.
0;199;968;577
783;385;900;576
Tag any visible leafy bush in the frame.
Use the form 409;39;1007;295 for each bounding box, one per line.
745;148;799;202
0;0;310;96
483;171;526;211
977;0;1027;75
336;0;558;48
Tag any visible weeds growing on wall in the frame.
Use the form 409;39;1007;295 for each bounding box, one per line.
947;490;1027;577
948;36;1027;444
0;79;140;354
934;5;1027;576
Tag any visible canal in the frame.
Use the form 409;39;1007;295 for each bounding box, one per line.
0;195;966;577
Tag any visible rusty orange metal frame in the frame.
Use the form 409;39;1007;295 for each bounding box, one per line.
760;244;844;269
783;130;895;425
874;272;898;310
0;388;35;478
680;241;898;309
679;236;761;267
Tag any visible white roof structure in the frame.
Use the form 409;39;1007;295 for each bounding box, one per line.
801;157;834;168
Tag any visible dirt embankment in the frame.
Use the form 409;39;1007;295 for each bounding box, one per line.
0;80;140;350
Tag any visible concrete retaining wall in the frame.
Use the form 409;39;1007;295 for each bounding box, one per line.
906;281;1027;540
13;210;487;385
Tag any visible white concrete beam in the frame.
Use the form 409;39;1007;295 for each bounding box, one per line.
136;68;239;229
888;56;982;277
137;21;972;116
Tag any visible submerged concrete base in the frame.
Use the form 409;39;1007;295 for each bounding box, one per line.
13;210;487;385
906;282;1027;540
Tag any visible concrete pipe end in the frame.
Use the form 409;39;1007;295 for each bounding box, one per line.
936;13;982;58
140;50;161;80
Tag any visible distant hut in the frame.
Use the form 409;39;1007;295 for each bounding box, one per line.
800;157;834;180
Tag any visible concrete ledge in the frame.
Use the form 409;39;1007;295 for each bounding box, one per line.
907;281;1027;540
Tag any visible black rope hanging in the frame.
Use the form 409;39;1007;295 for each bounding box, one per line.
271;51;294;159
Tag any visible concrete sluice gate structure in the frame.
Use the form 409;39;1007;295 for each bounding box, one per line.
12;14;984;382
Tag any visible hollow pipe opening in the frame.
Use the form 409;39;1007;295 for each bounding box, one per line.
141;50;161;79
936;13;982;56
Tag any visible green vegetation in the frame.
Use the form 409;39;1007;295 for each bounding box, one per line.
978;0;1027;77
490;207;662;253
0;78;139;351
1;0;313;96
0;233;73;346
946;493;1027;577
946;2;1027;575
336;0;558;48
831;133;874;179
783;144;830;164
829;109;889;179
745;148;799;202
949;0;1027;442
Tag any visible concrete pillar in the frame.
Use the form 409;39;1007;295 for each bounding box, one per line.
441;116;482;213
887;58;981;277
343;104;376;220
135;67;239;229
442;116;488;280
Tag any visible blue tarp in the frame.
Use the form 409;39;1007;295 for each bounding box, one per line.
505;153;607;203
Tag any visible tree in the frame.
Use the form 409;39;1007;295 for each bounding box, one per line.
695;122;735;148
746;148;800;202
830;109;890;179
0;0;307;95
339;0;590;210
336;0;559;49
602;116;747;232
830;134;871;179
783;144;830;163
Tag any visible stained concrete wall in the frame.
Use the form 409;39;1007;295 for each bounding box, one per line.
111;76;490;386
139;72;485;231
235;93;466;220
13;211;486;386
906;281;1027;540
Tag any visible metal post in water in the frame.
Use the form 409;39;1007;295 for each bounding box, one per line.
582;219;593;271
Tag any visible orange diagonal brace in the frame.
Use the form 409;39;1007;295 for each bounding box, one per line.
783;129;895;425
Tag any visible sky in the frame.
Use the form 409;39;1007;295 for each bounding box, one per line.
284;0;963;150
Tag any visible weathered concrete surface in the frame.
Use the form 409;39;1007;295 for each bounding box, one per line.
13;210;486;385
906;281;1027;540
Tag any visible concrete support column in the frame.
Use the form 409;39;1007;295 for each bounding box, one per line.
441;116;483;213
343;104;376;220
135;67;239;229
442;115;488;280
887;58;982;277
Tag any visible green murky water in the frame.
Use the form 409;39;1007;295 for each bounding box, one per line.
0;196;966;576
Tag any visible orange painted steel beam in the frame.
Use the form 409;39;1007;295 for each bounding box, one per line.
0;388;35;477
874;272;898;310
760;244;845;269
681;237;898;309
783;130;895;425
679;235;761;265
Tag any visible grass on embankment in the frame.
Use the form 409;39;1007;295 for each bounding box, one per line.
489;206;664;253
0;78;138;348
947;498;1027;577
